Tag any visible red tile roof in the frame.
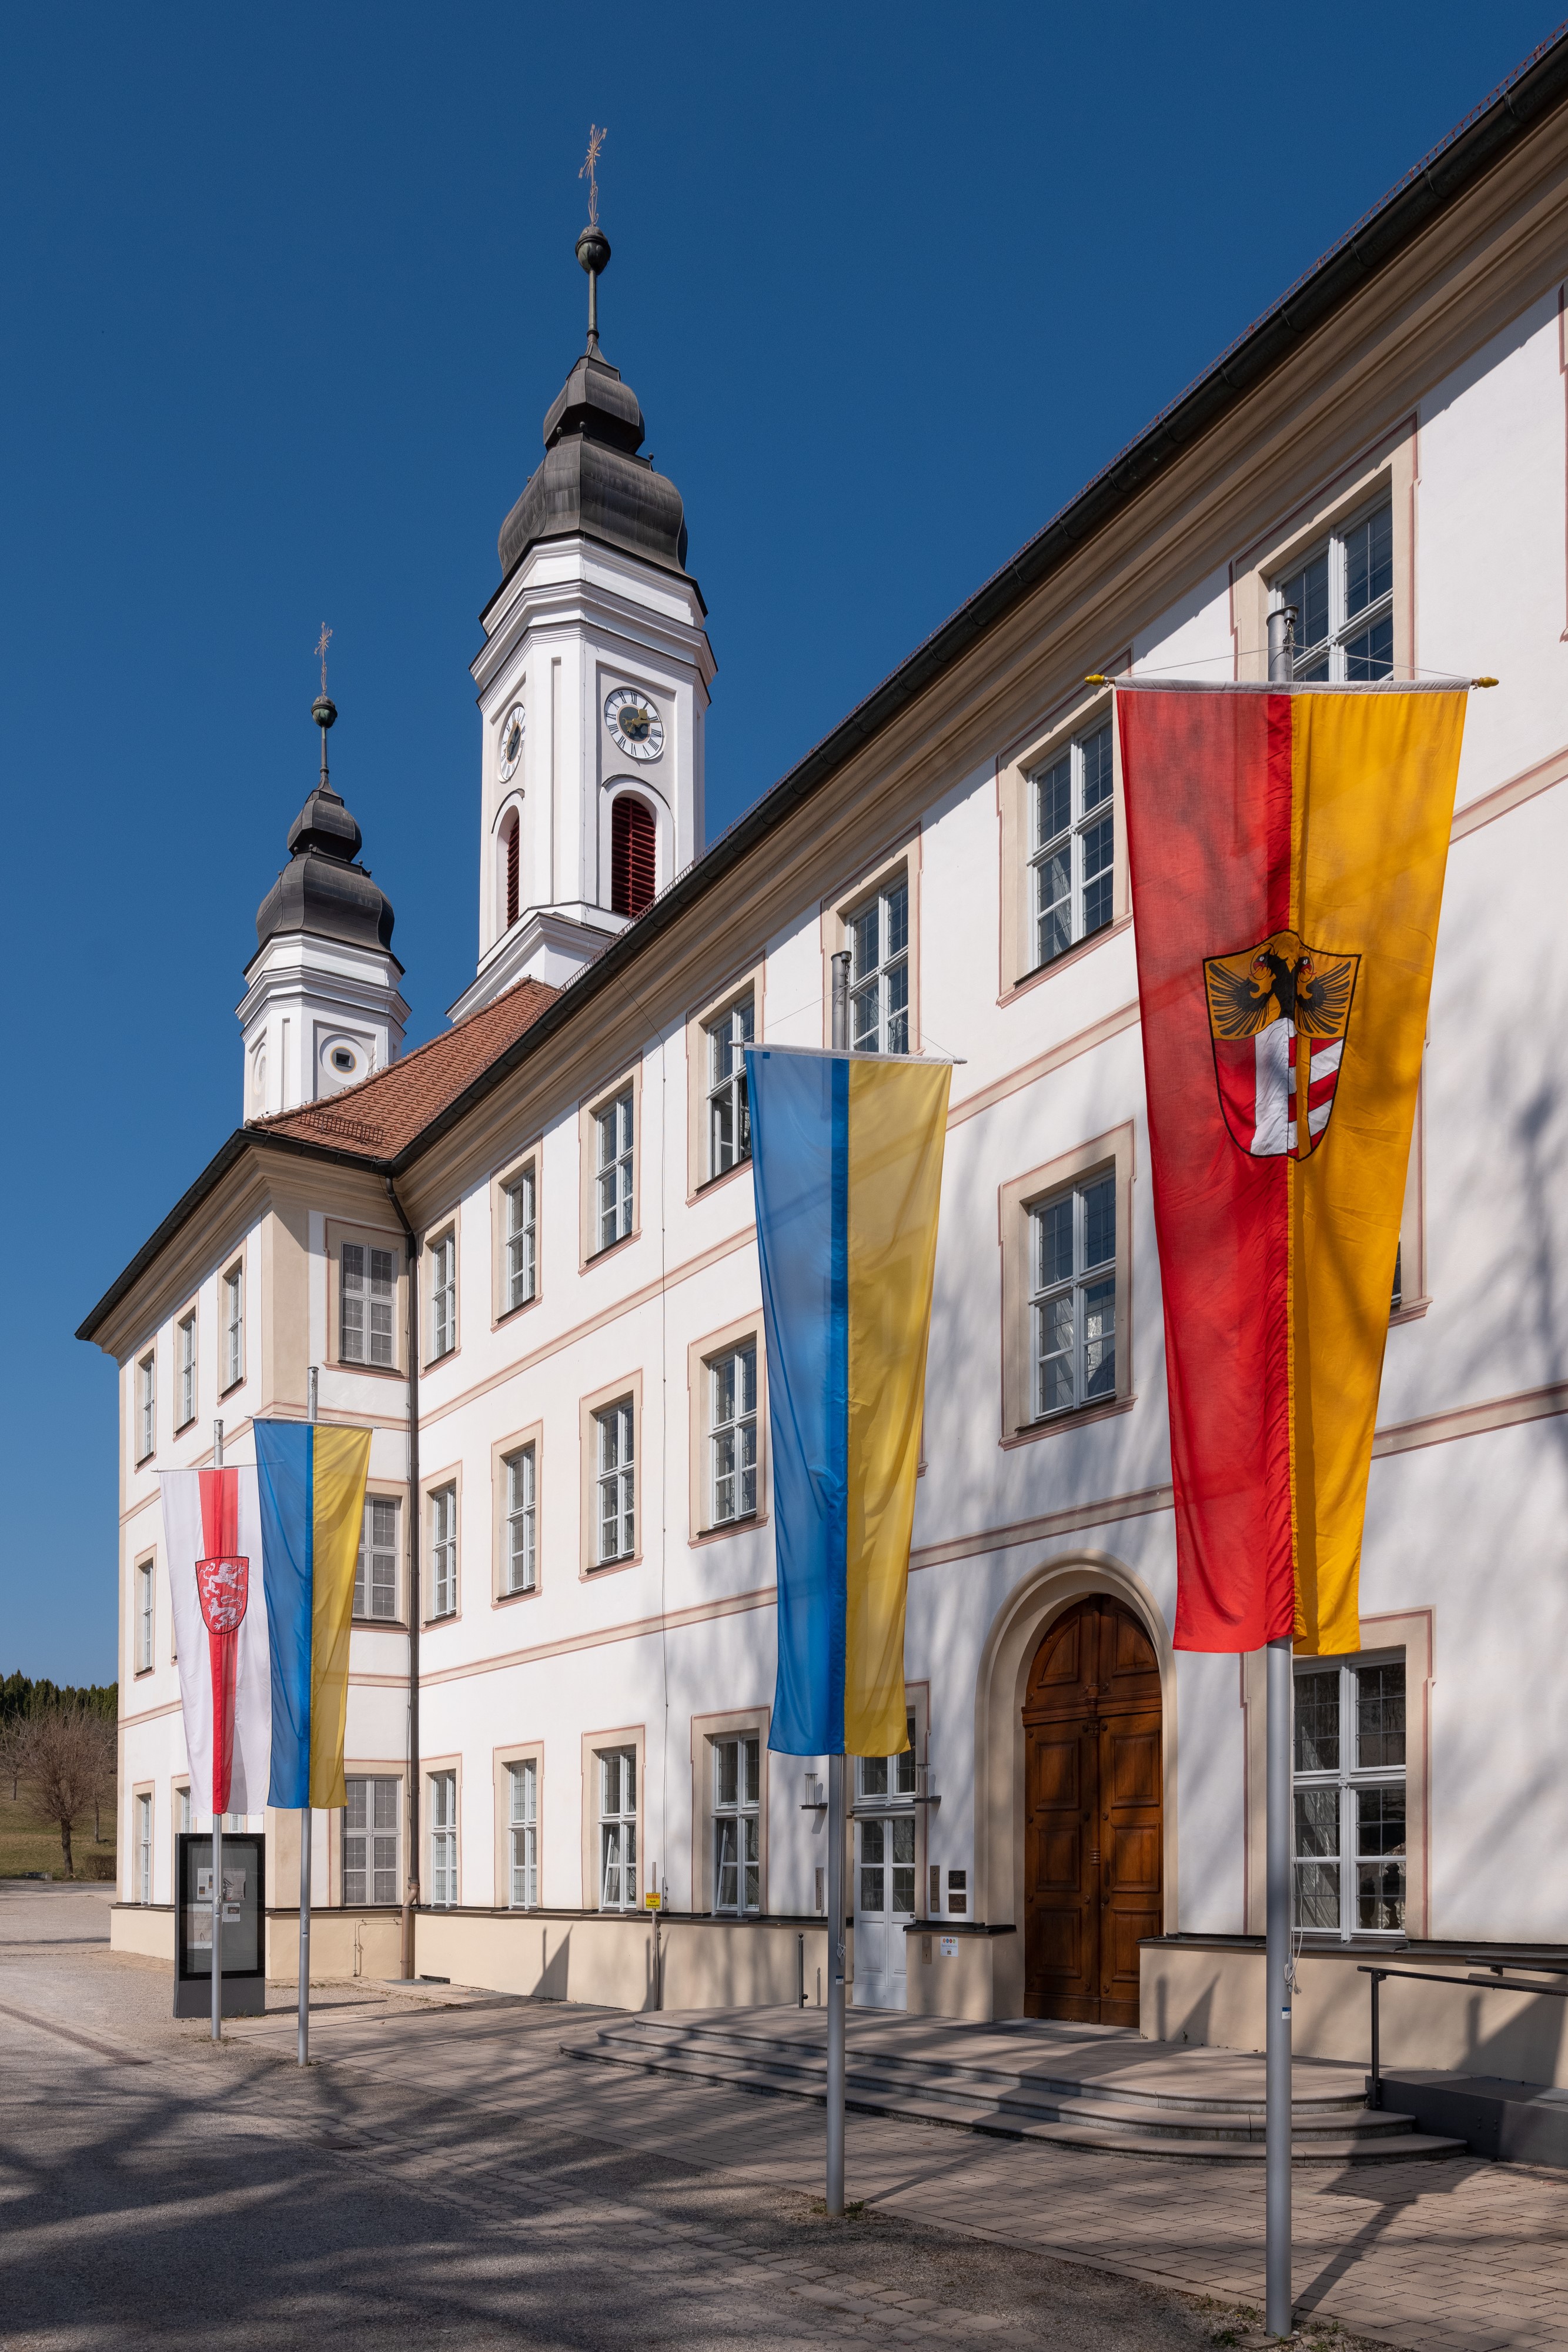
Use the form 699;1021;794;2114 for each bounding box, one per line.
252;977;559;1160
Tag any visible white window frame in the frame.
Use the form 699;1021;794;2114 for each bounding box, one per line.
711;1733;761;1915
344;1775;400;1905
1028;716;1115;971
503;1445;537;1595
595;1088;635;1252
354;1495;399;1622
706;994;754;1178
598;1747;637;1910
594;1400;635;1566
507;1759;538;1909
503;1166;536;1312
855;1710;919;1928
428;1769;457;1907
848;874;910;1055
135;1561;154;1674
1292;1649;1407;1943
222;1262;244;1391
429;1230;456;1362
708;1343;758;1528
135;1792;152;1903
341;1242;396;1368
1029;1170;1117;1419
1271;498;1395;683
176;1313;196;1429
427;1484;457;1619
136;1352;155;1463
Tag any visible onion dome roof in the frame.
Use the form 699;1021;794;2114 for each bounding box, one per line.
254;696;397;958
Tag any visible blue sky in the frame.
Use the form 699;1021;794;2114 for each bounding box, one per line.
1;2;1556;1682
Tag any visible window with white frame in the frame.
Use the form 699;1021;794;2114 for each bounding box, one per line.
136;1562;155;1673
344;1776;400;1904
222;1262;244;1389
708;1344;758;1527
503;1166;536;1312
1029;1171;1116;1417
177;1785;191;1834
594;1400;635;1565
503;1445;537;1595
136;1352;155;1462
507;1759;538;1907
706;995;754;1177
595;1089;634;1251
848;875;910;1054
1273;501;1394;682
712;1734;760;1915
428;1770;457;1906
427;1484;457;1618
177;1313;196;1429
355;1496;399;1621
429;1231;456;1361
1029;718;1114;970
598;1747;637;1909
1293;1652;1406;1939
341;1243;396;1368
136;1792;152;1903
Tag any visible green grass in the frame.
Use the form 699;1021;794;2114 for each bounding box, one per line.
0;1783;116;1880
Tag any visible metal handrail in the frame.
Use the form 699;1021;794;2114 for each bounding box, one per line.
1359;1962;1568;2108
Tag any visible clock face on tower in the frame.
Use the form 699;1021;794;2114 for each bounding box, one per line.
497;704;526;784
604;686;664;762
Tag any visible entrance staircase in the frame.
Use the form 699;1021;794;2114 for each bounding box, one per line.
560;2006;1465;2162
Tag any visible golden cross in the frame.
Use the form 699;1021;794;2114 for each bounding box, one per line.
315;623;332;696
579;125;607;227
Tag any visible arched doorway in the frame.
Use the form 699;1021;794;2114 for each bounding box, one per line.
1022;1593;1162;2026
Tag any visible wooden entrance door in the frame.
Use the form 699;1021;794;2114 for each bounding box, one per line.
1023;1595;1162;2026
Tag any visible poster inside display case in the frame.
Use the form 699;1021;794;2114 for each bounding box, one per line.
173;1832;266;2017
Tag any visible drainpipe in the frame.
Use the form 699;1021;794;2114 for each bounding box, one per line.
385;1176;421;1982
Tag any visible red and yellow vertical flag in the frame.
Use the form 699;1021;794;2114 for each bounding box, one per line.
1118;683;1467;1655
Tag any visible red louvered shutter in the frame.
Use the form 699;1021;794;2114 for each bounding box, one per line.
505;817;520;928
612;797;657;918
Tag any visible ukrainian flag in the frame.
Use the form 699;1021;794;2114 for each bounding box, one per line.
255;1422;372;1809
747;1046;950;1759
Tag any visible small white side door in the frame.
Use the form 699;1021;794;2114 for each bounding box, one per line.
852;1718;917;2010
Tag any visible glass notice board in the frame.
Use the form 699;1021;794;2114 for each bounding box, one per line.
175;1832;264;1982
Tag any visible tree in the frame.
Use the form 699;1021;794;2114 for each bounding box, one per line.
0;1714;28;1802
25;1708;113;1879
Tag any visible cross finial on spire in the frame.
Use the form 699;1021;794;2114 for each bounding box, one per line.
579;124;606;227
315;623;333;696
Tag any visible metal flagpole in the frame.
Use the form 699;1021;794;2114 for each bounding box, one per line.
825;949;852;2219
211;1416;225;2043
1264;602;1296;2340
299;1365;317;2066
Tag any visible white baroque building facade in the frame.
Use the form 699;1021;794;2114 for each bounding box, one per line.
85;49;1568;2077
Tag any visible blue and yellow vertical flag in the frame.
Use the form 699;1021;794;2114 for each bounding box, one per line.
746;1046;950;1759
255;1421;372;1809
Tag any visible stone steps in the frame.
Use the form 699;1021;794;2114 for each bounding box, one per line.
560;2015;1466;2163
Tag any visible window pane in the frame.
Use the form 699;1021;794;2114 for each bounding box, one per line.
1082;1176;1115;1269
1356;1859;1406;1933
743;1736;760;1805
1079;723;1113;813
885;880;908;961
1343;611;1394;683
1356;1664;1405;1768
1082;1277;1116;1401
1035;756;1071;847
860;1758;887;1799
1035;1197;1073;1291
1295;1862;1340;1930
1344;505;1393;619
1081;815;1115;936
1035;1294;1074;1415
1294;1787;1340;1858
851;980;879;1051
1294;1670;1340;1773
1280;551;1329;657
885;960;909;1056
717;1739;737;1808
850;902;879;984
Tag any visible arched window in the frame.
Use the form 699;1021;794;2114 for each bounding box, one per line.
611;796;657;919
503;812;520;930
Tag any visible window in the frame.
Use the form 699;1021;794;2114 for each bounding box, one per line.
176;1314;196;1429
136;1793;152;1903
611;796;657;919
1292;1652;1406;1939
136;1352;156;1463
1273;502;1393;682
1030;1172;1116;1417
429;1770;457;1906
344;1776;399;1905
503;1446;536;1595
708;1344;758;1527
706;995;753;1177
429;1231;456;1361
594;1401;635;1565
176;1785;191;1834
503;811;520;930
341;1243;396;1368
354;1496;399;1621
135;1562;154;1673
947;1867;968;1916
427;1484;457;1618
503;1167;536;1312
594;1090;634;1251
712;1735;760;1914
223;1262;244;1389
599;1748;637;1909
507;1759;537;1908
1029;719;1114;970
848;875;909;1054
858;1715;918;1806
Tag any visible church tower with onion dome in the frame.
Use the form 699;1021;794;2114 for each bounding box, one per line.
237;693;409;1117
452;211;715;1019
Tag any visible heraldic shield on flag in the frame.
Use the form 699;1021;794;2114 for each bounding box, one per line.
1203;928;1360;1160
